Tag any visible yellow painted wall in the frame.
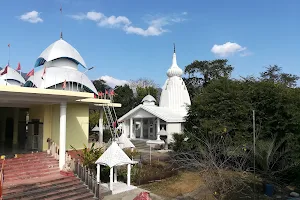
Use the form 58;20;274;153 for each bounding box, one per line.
66;104;89;150
51;104;60;146
29;103;89;151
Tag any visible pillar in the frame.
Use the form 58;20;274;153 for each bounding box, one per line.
127;164;131;186
13;108;19;145
110;167;114;191
140;119;144;139
59;102;67;170
156;118;160;140
99;109;104;145
129;118;133;139
0;116;6;142
97;164;101;183
114;166;117;183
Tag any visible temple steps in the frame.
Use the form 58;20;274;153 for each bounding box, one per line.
1;151;106;199
131;139;149;152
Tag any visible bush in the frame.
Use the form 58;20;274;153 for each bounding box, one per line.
71;143;103;173
131;160;177;185
172;133;190;152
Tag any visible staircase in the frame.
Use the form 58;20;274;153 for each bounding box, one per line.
1;152;96;200
131;140;149;152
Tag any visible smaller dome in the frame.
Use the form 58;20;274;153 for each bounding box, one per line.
142;95;156;103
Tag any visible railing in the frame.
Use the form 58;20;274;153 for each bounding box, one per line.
74;161;103;199
0;159;5;200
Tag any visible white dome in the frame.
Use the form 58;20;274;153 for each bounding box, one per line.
167;53;183;77
25;67;97;94
142;94;156;106
142;95;156;103
35;39;86;68
0;66;25;86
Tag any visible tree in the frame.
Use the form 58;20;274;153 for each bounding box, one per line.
113;84;135;118
92;79;110;92
260;65;299;87
184;59;234;100
135;86;159;107
128;78;159;89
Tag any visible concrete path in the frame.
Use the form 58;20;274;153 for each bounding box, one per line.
103;188;164;200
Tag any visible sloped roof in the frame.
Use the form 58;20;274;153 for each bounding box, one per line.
117;133;135;149
92;125;99;132
95;142;135;168
35;39;86;68
118;104;186;123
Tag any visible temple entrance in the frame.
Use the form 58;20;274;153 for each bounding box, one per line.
0;107;31;157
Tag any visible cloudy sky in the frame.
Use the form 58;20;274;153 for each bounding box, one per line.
1;0;300;87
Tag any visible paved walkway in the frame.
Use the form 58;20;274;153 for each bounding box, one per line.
103;188;164;200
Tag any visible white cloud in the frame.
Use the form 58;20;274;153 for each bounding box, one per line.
70;11;186;36
211;42;247;57
19;11;43;23
100;75;128;88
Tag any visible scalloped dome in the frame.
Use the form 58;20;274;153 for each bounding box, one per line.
167;53;183;77
35;39;86;68
0;66;25;86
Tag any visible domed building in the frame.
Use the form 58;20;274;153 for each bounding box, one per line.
118;46;191;143
24;38;98;94
0;66;25;86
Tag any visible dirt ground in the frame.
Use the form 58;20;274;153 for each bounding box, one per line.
141;171;215;200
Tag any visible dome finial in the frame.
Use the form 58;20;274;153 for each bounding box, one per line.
60;5;63;39
173;43;176;53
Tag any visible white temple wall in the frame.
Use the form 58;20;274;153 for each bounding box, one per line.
166;122;182;143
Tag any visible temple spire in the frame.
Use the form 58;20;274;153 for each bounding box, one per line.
173;43;176;53
60;5;63;39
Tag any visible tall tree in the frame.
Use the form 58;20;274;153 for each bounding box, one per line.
260;65;299;87
113;84;135;118
92;79;110;92
184;59;234;100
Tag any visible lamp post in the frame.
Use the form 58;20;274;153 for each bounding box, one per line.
80;66;94;91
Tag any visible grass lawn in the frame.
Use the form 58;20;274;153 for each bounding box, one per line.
141;171;215;200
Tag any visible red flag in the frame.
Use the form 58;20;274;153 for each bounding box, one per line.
16;62;21;71
113;121;117;128
110;90;115;96
94;93;97;98
1;66;8;76
26;69;34;77
105;90;108;94
98;91;103;98
62;80;66;89
42;67;46;76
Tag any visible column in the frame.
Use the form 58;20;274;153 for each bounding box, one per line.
97;164;101;183
110;167;114;191
127;164;131;186
13;108;19;146
0;116;6;142
156;118;160;140
99;109;104;145
140;119;144;139
129;118;133;139
59;102;67;170
114;166;117;183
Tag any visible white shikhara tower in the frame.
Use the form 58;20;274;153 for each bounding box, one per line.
159;45;191;115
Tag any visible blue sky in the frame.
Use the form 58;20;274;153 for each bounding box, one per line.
1;0;300;87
